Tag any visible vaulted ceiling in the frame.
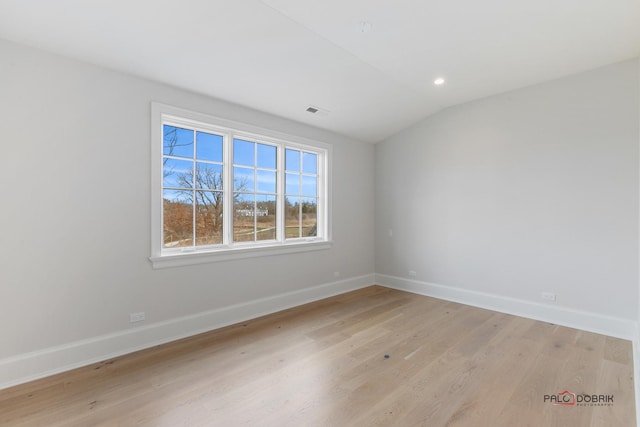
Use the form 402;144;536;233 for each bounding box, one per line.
0;0;638;143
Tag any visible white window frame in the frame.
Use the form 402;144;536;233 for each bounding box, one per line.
150;103;332;269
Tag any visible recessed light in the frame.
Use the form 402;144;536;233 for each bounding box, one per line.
434;78;445;85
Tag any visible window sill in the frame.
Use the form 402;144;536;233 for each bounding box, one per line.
149;240;332;269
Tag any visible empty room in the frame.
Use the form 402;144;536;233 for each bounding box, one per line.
1;1;639;426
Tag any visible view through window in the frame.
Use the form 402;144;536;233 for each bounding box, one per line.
152;105;329;264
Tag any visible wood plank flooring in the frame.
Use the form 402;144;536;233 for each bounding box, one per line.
0;286;635;426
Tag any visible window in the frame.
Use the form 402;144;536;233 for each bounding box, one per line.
151;103;331;268
285;149;318;239
162;126;224;248
233;139;277;242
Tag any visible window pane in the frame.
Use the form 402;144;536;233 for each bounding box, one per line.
285;196;300;239
302;175;317;197
257;143;276;169
195;163;223;191
257;170;276;194
163;158;193;189
302;152;317;174
285;149;300;172
285;173;300;195
195;191;223;246
163;125;193;158
234;139;254;166
233;193;255;242
163;189;193;248
301;197;317;237
234;167;254;192
256;195;276;241
196;131;223;162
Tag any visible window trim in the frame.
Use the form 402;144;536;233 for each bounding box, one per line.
150;102;332;269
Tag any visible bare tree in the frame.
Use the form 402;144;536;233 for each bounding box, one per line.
162;127;268;243
175;168;224;233
163;127;193;162
170;168;250;239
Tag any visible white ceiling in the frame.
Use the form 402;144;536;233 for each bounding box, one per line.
0;0;638;143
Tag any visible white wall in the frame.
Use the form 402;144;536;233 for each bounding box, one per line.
0;39;375;386
376;60;639;331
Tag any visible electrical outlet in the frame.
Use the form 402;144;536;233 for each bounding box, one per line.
388;229;393;237
129;312;145;323
408;270;417;277
541;292;556;302
333;271;341;278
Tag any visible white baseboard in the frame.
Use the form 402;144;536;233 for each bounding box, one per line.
0;274;375;390
375;274;637;340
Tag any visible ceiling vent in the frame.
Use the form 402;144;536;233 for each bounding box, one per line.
305;105;330;116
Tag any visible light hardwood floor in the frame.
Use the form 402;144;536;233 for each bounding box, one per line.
0;286;635;426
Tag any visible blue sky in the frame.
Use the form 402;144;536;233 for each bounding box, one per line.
163;125;318;198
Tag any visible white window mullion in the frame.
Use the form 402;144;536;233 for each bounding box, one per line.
223;133;233;246
276;145;285;242
299;151;303;238
253;142;258;241
191;131;197;247
317;153;324;239
191;188;196;247
253;197;258;241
